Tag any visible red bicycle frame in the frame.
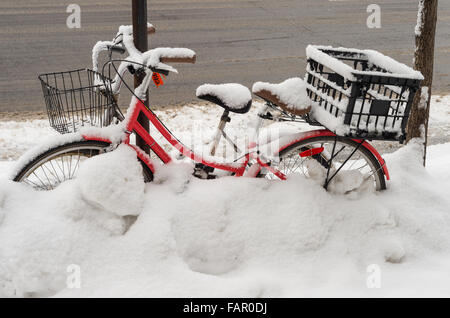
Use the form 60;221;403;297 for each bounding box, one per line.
134;99;246;172
83;97;389;181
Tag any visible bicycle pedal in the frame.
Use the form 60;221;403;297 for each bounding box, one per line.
193;163;216;179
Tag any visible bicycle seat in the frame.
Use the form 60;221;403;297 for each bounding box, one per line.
196;83;252;114
252;78;311;116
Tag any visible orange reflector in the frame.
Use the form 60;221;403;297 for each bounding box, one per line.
152;72;164;87
299;147;324;157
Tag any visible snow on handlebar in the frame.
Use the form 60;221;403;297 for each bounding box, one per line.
142;48;196;73
93;23;196;73
92;23;196;95
92;23;154;71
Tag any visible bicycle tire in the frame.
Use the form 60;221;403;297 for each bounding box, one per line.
13;140;153;190
268;135;386;192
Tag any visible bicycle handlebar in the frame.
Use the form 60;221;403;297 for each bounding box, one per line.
108;45;126;54
93;22;196;70
160;56;197;64
93;23;196;96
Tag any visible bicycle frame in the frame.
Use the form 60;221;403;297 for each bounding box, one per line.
112;97;286;179
82;94;390;183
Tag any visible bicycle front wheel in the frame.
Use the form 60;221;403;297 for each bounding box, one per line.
265;136;386;193
13;140;153;190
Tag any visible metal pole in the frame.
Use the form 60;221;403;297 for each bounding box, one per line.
132;0;150;154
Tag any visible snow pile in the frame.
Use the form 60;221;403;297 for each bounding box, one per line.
77;145;145;216
196;84;251;110
0;146;147;297
252;78;310;112
1;140;450;297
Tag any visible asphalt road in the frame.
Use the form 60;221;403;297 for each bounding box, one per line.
1;0;449;112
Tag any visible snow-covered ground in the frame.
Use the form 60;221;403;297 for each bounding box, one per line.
0;96;450;297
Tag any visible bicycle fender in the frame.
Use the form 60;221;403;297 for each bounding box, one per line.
274;129;390;181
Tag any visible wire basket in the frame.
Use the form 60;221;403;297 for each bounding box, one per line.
305;46;423;142
39;69;118;134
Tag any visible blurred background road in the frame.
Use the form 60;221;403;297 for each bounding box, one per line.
1;0;449;112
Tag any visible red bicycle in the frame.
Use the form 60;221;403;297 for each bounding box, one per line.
12;24;422;193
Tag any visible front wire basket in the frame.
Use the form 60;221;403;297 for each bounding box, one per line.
39;69;119;134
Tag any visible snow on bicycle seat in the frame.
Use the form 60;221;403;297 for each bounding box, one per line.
252;77;311;116
196;83;252;114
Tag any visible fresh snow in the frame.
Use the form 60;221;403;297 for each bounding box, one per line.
415;0;425;36
196;83;251;110
1;140;450;297
92;40;115;72
305;45;424;137
252;78;310;111
143;47;196;68
306;45;357;82
1;96;450;297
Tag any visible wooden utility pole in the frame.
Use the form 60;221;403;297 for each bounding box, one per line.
406;0;438;166
132;0;150;154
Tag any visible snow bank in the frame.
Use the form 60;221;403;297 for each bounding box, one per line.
1;141;450;297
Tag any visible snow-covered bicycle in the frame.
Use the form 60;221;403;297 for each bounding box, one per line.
11;24;423;193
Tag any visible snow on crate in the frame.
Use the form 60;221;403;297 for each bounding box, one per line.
196;83;252;111
252;78;310;112
306;45;423;81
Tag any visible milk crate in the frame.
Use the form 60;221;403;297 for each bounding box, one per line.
304;45;423;142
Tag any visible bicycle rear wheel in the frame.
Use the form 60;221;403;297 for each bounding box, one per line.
13;140;153;190
265;136;386;193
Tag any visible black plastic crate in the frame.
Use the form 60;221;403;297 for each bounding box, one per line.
304;45;423;142
39;69;118;134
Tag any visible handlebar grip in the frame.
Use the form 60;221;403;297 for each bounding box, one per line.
160;56;196;64
108;45;126;54
151;68;169;76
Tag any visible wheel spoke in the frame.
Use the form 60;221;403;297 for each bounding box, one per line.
267;137;383;191
17;143;107;191
31;171;49;190
37;165;54;189
49;160;62;184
